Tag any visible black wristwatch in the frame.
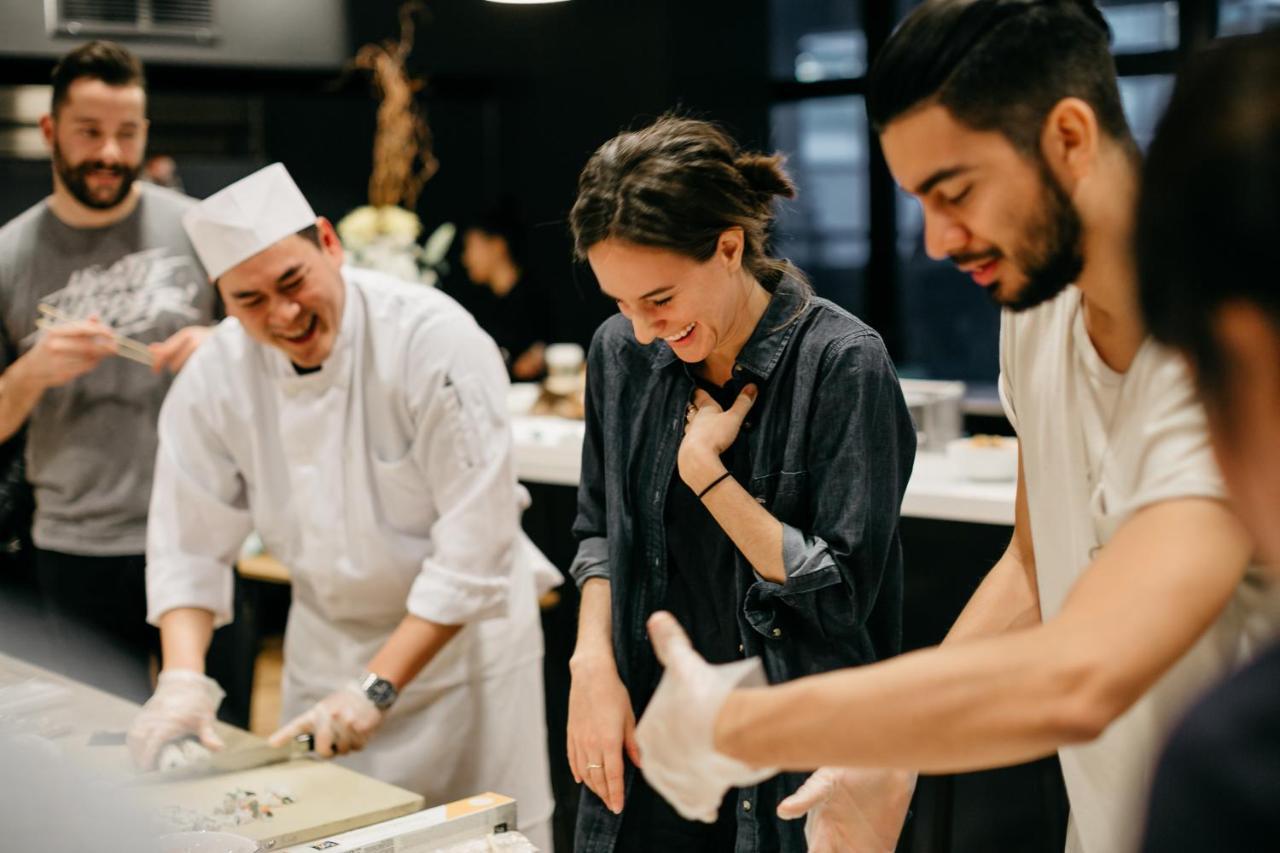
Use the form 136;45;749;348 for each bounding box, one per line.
359;671;399;711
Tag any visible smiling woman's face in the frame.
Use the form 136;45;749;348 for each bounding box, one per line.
587;230;757;364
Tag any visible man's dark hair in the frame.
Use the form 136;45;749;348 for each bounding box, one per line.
1137;28;1280;400
868;0;1134;156
297;223;321;248
50;40;146;115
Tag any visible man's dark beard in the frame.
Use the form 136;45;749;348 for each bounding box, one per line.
983;162;1085;313
52;140;140;210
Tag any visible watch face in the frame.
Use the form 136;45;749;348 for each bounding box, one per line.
363;675;397;709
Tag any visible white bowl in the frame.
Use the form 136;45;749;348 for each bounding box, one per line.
507;382;541;415
946;436;1018;481
157;831;258;853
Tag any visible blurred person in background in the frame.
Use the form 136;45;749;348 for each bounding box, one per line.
142;154;184;191
0;41;217;703
1136;27;1280;852
459;206;553;381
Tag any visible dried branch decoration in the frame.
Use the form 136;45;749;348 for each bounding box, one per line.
352;1;439;209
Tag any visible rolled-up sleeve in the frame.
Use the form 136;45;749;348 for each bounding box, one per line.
146;370;251;628
405;319;523;624
569;326;612;588
743;332;915;640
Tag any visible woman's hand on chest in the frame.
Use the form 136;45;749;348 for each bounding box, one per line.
676;384;757;493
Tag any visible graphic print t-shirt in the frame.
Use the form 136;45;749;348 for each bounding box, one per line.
0;184;216;555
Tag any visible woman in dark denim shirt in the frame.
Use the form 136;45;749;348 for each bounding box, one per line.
565;115;916;853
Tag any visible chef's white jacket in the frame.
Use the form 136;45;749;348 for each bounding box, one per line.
145;266;559;831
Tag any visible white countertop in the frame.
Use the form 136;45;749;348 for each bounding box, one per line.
511;415;1015;526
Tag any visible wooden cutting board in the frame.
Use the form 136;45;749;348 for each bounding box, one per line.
0;652;424;847
134;757;424;847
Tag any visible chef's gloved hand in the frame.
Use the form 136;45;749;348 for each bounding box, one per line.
777;766;917;853
127;669;226;770
635;611;777;822
269;683;384;757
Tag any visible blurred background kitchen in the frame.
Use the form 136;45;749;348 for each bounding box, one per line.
0;2;1277;852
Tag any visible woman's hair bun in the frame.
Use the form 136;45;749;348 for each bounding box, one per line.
733;152;797;201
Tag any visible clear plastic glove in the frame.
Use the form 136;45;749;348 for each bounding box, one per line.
777;766;917;853
268;683;384;757
635;611;777;822
127;669;225;770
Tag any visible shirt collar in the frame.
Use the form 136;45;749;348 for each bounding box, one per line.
648;274;808;384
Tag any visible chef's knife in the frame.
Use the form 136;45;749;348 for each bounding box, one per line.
143;733;314;783
206;732;315;773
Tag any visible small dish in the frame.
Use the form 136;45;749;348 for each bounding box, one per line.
946;435;1018;481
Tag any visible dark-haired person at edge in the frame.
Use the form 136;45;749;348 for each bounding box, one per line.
458;208;552;381
1136;29;1280;853
564;114;916;853
0;41;216;702
628;4;1280;853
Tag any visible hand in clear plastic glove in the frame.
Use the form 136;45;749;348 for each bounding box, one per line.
777;766;917;853
269;683;384;757
127;669;226;770
635;611;777;822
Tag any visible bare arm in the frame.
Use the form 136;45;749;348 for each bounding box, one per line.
943;452;1040;644
366;615;463;689
568;577;639;814
572;577;616;665
679;386;787;581
698;473;786;582
715;495;1251;772
158;607;216;672
0;357;47;443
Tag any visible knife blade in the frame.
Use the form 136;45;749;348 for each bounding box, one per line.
142;733;314;783
208;732;315;773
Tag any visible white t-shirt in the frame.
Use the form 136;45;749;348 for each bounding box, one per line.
999;286;1279;853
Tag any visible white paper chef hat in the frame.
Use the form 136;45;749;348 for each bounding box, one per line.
182;163;317;280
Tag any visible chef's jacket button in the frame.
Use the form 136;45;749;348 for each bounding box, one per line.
771;628;782;638
742;800;752;812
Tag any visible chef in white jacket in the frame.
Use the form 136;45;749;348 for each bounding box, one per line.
126;163;560;851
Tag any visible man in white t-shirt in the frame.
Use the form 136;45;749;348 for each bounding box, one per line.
624;3;1280;853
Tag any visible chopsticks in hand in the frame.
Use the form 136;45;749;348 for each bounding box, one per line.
35;303;155;368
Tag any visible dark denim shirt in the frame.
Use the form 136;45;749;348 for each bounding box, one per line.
569;278;917;853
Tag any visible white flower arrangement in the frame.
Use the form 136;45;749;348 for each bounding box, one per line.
336;205;454;286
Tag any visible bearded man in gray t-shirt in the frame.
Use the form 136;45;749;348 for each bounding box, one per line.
0;42;217;702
